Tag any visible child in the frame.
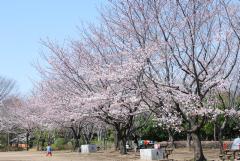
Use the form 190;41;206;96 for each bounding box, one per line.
46;144;52;157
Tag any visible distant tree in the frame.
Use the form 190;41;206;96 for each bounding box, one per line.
0;76;15;102
1;96;42;151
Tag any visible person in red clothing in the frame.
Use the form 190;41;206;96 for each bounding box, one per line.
144;140;148;148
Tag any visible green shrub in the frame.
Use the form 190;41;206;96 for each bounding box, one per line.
52;138;66;150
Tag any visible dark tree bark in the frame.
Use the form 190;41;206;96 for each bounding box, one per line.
119;134;127;155
83;133;91;144
41;138;45;151
213;122;218;141
114;130;120;151
26;132;29;151
70;126;81;151
16;137;19;148
191;132;206;161
115;127;128;154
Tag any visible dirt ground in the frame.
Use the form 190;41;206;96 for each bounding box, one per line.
169;148;220;161
0;148;220;161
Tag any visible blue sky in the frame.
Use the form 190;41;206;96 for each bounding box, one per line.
0;0;104;95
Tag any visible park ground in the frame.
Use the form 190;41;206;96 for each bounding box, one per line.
0;148;220;161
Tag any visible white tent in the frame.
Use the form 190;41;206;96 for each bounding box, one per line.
231;137;240;150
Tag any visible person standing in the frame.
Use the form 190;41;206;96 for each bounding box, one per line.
46;144;52;157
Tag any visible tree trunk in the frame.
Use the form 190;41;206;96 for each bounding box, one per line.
168;134;175;148
83;135;90;144
41;138;45;151
26;132;29;151
16;137;19;148
218;118;227;154
74;137;80;150
214;122;218;141
47;133;51;144
103;128;107;150
114;130;120;151
83;132;93;144
36;138;40;151
168;129;175;148
120;136;127;154
191;132;206;161
218;129;224;154
186;133;191;150
133;134;139;152
7;132;9;151
70;127;81;151
97;129;102;141
37;132;42;151
72;133;80;151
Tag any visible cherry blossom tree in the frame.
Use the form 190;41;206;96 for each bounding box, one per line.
0;76;17;141
33;80;82;150
31;78;103;150
3;96;43;150
36;34;151;154
0;96;21;149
